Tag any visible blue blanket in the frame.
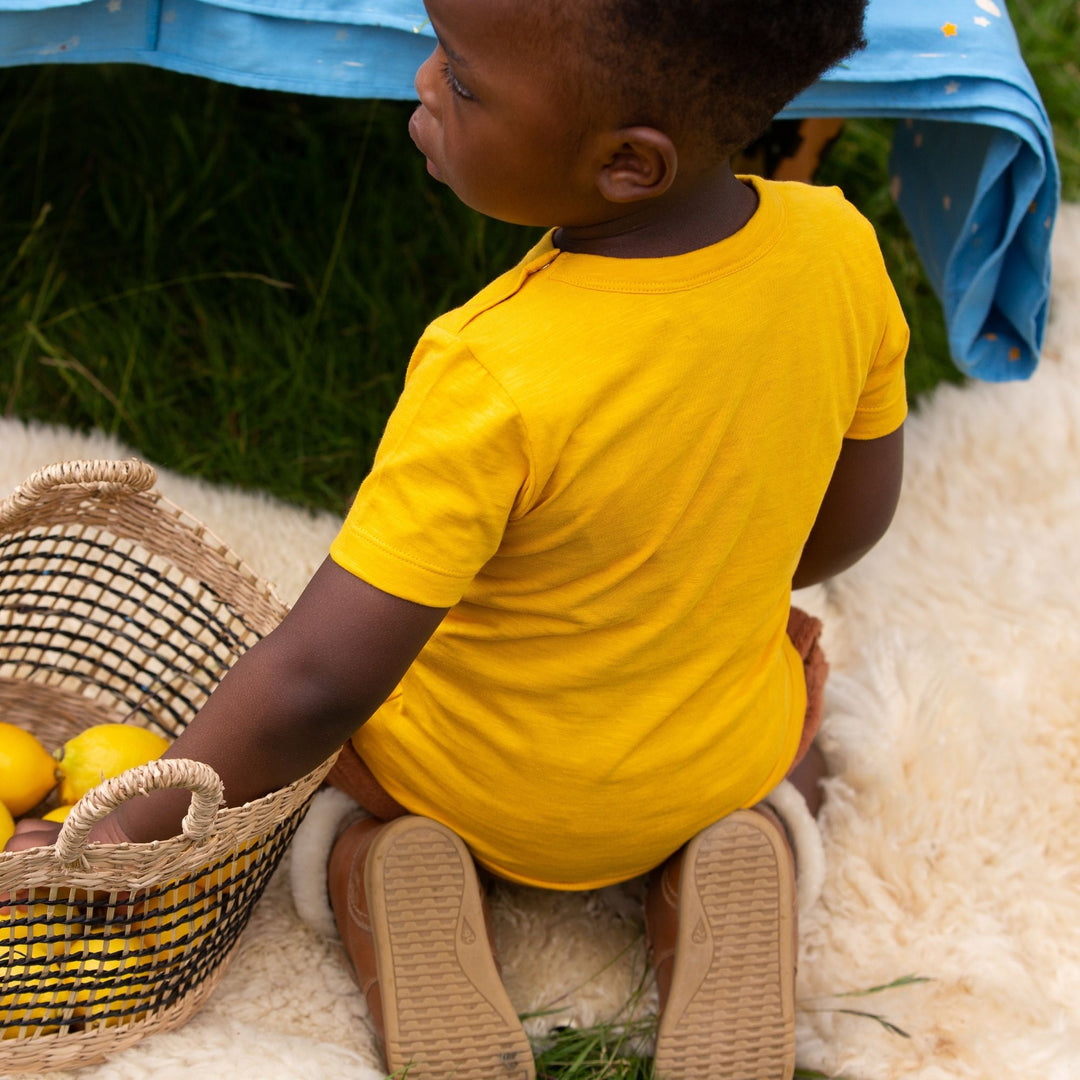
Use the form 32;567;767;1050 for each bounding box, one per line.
0;0;1059;381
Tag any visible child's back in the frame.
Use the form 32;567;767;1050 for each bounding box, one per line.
335;177;907;889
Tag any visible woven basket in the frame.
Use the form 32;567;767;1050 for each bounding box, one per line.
0;460;338;1072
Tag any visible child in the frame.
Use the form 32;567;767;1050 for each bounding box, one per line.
10;0;907;1076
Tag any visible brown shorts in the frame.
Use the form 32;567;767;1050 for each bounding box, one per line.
327;605;828;821
785;605;828;773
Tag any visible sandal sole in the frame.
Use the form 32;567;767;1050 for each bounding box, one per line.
654;809;796;1080
365;816;535;1079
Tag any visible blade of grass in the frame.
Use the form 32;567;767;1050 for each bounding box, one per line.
828;974;932;998
303;99;379;359
35;352;142;440
33;270;295;332
826;1009;912;1039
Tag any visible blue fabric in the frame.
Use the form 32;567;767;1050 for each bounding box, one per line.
782;2;1059;379
0;0;431;96
0;0;1059;381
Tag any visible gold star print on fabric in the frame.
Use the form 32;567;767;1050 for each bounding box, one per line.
942;22;958;36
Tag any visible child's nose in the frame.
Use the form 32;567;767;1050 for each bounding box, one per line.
414;50;442;117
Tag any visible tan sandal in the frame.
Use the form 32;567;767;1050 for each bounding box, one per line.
330;814;535;1079
647;808;796;1080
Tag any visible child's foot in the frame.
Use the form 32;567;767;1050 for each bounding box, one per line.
646;808;796;1080
328;814;535;1079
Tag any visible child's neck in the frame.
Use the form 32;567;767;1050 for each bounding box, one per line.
554;166;758;259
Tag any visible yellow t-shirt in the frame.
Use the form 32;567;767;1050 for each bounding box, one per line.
331;177;908;889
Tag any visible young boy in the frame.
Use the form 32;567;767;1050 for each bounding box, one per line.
10;0;907;1076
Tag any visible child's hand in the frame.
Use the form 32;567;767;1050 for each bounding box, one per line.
3;817;62;852
2;810;134;852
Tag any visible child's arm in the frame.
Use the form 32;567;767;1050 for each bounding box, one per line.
5;558;447;850
792;425;903;589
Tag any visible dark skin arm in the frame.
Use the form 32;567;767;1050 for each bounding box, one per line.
5;558;447;850
793;425;904;589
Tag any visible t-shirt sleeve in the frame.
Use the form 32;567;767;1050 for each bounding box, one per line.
330;326;532;607
845;240;910;441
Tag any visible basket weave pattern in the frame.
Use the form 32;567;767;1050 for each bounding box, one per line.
0;460;337;1072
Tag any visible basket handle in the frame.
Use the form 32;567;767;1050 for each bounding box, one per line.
0;458;158;530
54;758;225;869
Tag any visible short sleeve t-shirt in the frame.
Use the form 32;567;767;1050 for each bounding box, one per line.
331;177;908;889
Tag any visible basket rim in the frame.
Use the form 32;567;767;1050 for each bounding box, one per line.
0;456;291;624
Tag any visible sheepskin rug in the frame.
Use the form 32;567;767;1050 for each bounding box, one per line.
5;203;1080;1080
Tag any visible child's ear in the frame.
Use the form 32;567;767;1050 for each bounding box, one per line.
594;127;678;203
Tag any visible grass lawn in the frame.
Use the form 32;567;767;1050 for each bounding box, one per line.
0;3;1076;1077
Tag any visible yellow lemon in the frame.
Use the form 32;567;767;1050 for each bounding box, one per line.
0;896;73;1035
0;941;65;1039
54;724;170;805
0;802;13;850
141;846;256;961
0;902;55;951
64;935;136;984
65;936;150;1027
0;722;57;817
143;879;212;962
42;804;74;823
0;936;151;1037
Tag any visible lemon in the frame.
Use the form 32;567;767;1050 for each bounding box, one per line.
0;931;150;1036
42;804;74;823
0;802;13;850
54;724;170;805
0;902;55;949
0;941;64;1039
65;936;151;1028
0;911;40;950
145;879;212;962
0;722;57;817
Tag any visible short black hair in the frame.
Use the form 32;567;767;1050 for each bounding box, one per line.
585;0;868;159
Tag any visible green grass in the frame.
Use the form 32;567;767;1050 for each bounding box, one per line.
2;1;1074;513
531;1023;859;1079
1;65;537;513
525;973;931;1078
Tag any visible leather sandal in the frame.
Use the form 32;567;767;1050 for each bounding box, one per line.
328;814;535;1079
645;808;797;1080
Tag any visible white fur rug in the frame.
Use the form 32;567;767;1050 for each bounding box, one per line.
5;203;1080;1080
